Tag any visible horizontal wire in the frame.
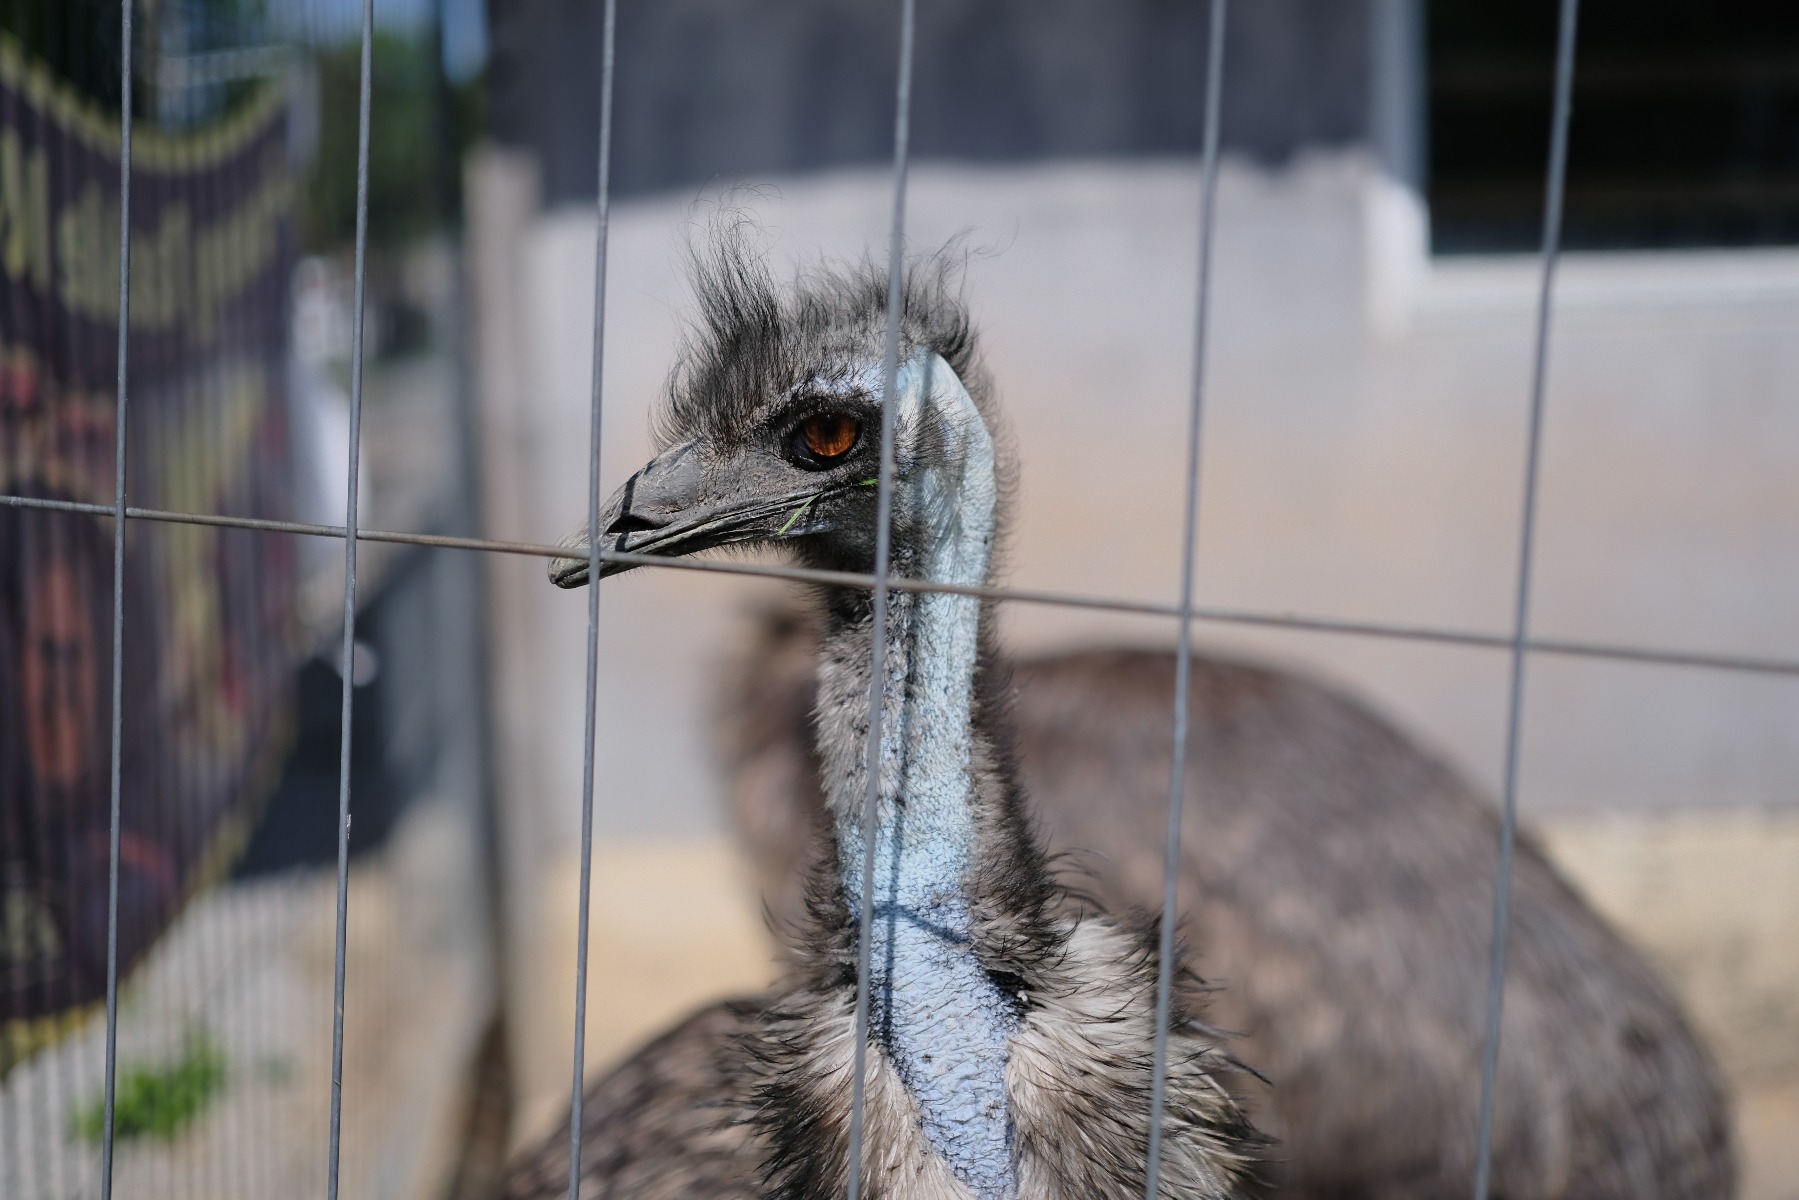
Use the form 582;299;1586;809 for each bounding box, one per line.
5;490;1797;679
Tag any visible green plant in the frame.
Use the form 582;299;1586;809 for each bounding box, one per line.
71;1034;227;1142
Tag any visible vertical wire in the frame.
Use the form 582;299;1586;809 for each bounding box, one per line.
565;0;618;1196
846;2;917;1196
1144;1;1228;1192
325;0;376;1195
98;0;136;1192
1471;2;1580;1197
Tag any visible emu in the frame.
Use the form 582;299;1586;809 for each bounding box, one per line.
503;245;1266;1199
715;609;1737;1199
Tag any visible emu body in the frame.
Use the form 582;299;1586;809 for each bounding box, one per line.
503;246;1265;1199
716;613;1737;1200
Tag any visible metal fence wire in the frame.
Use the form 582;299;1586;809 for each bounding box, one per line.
10;0;1799;1196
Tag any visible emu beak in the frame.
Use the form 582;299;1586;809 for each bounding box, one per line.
548;441;828;589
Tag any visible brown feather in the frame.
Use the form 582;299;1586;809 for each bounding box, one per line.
710;602;1734;1200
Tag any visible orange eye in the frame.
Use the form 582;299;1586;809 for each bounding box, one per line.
800;413;860;461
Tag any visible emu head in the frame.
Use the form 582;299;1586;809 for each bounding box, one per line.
549;244;1002;589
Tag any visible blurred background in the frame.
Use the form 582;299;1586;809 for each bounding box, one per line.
2;1;1797;1196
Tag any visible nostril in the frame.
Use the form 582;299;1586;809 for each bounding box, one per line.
607;512;664;536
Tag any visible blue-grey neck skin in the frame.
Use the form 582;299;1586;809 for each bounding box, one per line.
827;353;1018;1200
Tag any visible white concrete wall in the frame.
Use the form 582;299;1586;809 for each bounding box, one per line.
483;151;1799;841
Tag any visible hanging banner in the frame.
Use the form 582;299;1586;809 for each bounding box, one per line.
0;37;298;1047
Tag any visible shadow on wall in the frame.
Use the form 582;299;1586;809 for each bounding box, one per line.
487;0;1369;204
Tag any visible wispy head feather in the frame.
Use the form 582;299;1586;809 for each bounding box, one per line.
657;218;989;449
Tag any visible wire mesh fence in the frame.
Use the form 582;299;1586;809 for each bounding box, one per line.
3;2;491;1197
2;0;1795;1197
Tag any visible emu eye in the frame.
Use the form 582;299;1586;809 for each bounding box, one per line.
794;413;861;465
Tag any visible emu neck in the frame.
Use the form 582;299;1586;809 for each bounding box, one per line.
833;511;994;918
815;357;1016;1200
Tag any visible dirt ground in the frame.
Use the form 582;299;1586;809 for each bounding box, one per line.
516;814;1799;1198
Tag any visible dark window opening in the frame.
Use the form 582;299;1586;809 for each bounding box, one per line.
1427;1;1799;254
